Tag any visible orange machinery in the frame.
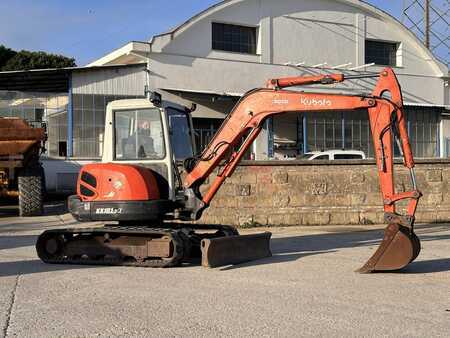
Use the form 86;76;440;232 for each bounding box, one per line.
36;68;421;272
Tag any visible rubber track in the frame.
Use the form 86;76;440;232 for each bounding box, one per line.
36;226;186;268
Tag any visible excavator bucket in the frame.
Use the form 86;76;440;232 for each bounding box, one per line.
201;232;272;268
356;223;421;273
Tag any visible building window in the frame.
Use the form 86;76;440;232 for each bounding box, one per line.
407;107;440;158
307;112;347;153
343;110;373;157
212;22;257;54
365;40;399;66
302;108;438;159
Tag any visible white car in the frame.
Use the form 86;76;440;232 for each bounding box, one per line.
299;150;366;160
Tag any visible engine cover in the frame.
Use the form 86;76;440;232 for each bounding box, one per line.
77;163;160;202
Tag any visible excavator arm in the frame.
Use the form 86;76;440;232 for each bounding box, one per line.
184;68;422;272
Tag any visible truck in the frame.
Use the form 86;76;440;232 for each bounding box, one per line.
0;118;46;216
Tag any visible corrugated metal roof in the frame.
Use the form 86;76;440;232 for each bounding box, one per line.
0;63;146;93
404;102;450;109
162;87;241;97
0;68;70;93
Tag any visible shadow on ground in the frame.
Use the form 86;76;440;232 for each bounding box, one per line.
221;224;450;273
401;258;450;274
0;224;449;277
0;234;36;250
0;259;91;277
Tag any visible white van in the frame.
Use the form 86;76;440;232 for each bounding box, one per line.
299;150;366;160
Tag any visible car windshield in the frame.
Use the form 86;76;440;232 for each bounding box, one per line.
114;108;165;160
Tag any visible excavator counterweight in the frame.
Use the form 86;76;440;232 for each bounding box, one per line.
37;68;421;271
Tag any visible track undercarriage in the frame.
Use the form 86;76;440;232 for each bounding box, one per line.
36;224;251;268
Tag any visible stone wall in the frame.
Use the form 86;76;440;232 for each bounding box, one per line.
197;159;450;226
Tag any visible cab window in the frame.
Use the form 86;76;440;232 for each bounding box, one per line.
167;108;194;161
114;108;165;160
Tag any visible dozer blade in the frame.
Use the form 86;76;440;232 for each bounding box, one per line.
356;223;421;273
201;232;272;268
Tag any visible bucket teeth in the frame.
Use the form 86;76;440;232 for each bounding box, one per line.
356;223;421;273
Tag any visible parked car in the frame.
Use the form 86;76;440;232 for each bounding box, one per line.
298;150;366;160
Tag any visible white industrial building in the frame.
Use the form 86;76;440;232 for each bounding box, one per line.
0;0;449;192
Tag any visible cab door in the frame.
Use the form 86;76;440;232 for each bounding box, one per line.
166;107;196;161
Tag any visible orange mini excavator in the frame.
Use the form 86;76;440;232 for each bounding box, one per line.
36;68;422;272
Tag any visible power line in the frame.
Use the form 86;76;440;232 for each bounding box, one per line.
403;0;449;67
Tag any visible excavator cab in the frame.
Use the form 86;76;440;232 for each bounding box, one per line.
67;97;198;223
103;97;196;199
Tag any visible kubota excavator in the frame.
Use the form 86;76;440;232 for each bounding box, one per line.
36;67;422;272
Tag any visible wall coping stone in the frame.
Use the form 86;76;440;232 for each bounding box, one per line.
237;159;450;167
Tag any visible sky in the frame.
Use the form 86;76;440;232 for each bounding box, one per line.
0;1;412;66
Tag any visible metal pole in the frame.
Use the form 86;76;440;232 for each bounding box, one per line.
145;64;151;99
425;0;430;49
67;74;73;158
303;115;308;154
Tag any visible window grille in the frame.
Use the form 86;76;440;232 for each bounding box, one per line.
365;40;399;66
212;22;257;54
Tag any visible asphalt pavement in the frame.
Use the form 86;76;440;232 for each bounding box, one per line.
0;200;449;337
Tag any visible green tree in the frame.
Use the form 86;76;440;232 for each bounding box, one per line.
1;49;76;71
0;45;17;69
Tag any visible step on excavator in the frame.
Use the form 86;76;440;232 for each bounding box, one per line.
36;68;422;272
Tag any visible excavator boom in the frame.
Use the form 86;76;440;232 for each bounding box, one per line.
184;68;421;272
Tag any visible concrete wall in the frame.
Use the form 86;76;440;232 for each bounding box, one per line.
196;159;450;226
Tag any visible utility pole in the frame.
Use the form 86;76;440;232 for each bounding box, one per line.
403;0;449;66
424;0;430;49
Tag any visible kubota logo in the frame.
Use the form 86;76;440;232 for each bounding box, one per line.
300;97;332;107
